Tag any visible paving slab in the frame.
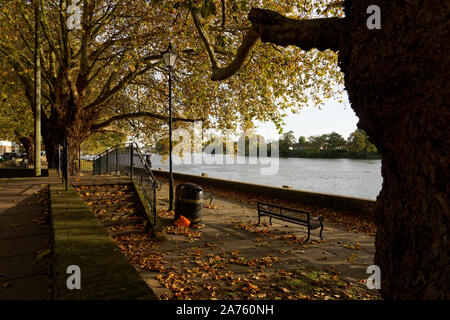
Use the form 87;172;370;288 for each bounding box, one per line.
0;176;59;299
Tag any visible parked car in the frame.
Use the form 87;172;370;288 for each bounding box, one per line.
2;152;17;161
12;153;27;166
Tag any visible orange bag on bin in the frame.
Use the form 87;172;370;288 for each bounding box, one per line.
174;215;191;227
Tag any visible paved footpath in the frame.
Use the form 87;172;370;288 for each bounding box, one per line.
156;182;376;279
0;176;59;299
73;175;377;298
0;174;152;300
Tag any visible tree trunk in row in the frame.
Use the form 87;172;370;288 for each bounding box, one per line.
339;0;449;299
42;101;94;175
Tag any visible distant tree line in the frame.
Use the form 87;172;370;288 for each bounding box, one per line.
153;129;379;159
279;129;380;159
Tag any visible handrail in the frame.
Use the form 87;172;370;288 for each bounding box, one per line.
93;143;159;183
131;142;161;189
93;143;126;161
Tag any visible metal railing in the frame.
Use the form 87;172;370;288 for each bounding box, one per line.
80;159;94;173
93;143;160;227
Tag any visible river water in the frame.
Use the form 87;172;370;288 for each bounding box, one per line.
149;153;382;200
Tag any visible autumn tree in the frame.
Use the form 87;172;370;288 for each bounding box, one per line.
80;131;126;155
297;136;306;150
1;0;201;172
187;0;449;299
324;132;346;151
305;134;326;151
0;59;35;159
0;0;341;173
279;130;296;155
347;129;376;154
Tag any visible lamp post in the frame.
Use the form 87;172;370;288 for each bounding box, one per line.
34;1;41;176
162;44;178;211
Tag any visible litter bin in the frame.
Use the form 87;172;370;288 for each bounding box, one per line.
175;183;203;225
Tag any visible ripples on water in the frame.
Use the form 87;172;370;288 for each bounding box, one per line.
150;153;382;200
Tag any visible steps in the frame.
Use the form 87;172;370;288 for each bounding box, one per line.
76;183;148;237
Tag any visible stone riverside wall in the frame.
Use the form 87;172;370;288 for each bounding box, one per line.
151;170;376;216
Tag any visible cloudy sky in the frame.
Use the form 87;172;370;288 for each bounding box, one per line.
254;93;359;141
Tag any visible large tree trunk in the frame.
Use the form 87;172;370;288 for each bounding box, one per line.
43;126;86;175
248;2;448;297
42;101;93;175
339;0;449;299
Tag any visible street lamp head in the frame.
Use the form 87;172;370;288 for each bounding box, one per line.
162;43;178;68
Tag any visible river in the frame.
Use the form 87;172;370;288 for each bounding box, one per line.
148;154;382;200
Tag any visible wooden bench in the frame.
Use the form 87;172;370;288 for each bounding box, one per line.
257;202;324;241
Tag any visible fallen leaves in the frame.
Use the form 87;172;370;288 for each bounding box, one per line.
233;221;325;246
116;234;168;272
203;204;219;209
71;182;380;301
164;225;202;243
339;241;361;250
36;249;51;261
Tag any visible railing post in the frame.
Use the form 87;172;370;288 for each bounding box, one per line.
66;142;69;191
78;145;81;174
106;149;109;174
115;147;119;174
130;143;133;180
62;141;68;191
58;144;61;177
153;181;157;226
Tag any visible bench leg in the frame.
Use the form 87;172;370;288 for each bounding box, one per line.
257;213;261;226
319;219;324;240
306;227;311;242
269;217;272;225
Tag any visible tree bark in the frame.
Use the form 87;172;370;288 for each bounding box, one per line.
245;1;449;299
41;98;92;175
338;0;449;299
249;8;344;51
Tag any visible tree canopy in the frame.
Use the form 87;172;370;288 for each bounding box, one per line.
0;0;345;160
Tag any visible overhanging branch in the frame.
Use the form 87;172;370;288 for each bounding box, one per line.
189;6;260;81
249;8;345;51
191;6;345;81
91;112;204;132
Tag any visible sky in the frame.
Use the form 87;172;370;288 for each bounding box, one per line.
254;93;359;141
